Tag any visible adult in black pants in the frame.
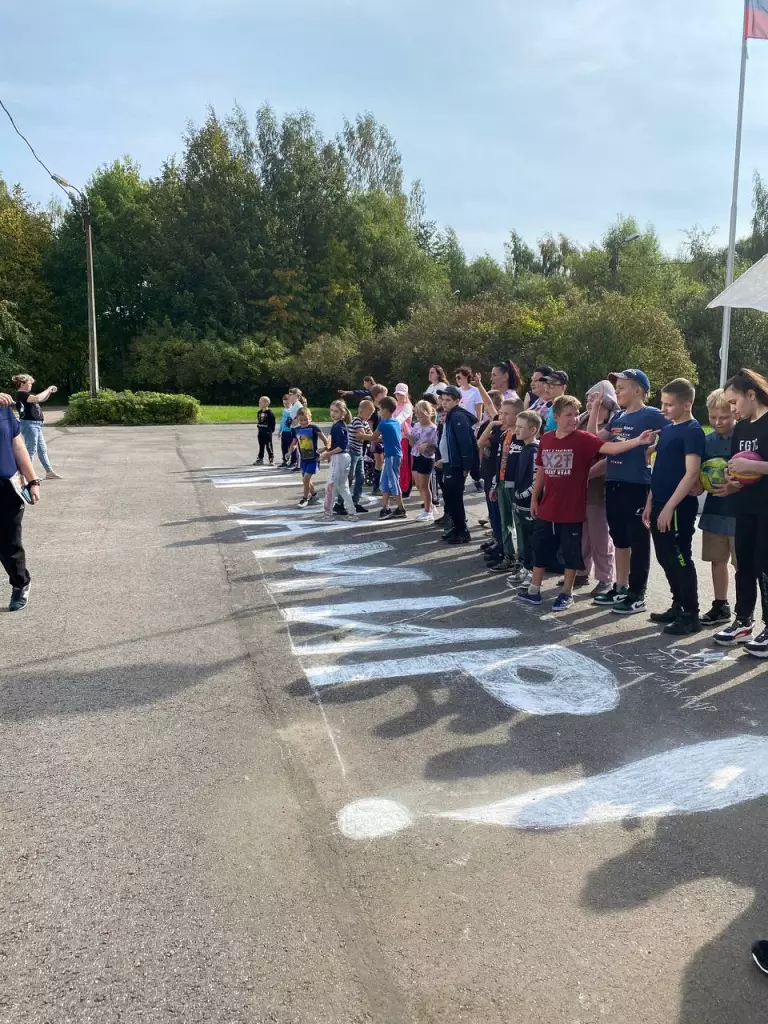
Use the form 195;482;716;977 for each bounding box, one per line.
0;393;41;611
435;386;477;544
711;369;768;656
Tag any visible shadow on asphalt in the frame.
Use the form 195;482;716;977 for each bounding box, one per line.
0;656;246;721
582;801;768;1023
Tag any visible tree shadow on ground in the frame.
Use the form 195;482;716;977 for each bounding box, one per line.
0;656;246;722
581;801;768;1023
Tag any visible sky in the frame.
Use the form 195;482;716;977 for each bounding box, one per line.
2;0;768;261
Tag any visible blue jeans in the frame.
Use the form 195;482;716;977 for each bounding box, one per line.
381;454;402;496
19;421;52;473
348;451;365;505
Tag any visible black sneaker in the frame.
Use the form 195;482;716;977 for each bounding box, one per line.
745;627;768;659
9;584;30;612
480;540;496;551
700;602;732;625
354;503;370;514
593;584;627;607
489;556;518;574
433;514;449;526
253;458;264;465
391;507;407;519
445;529;471;545
752;940;768;975
379;508;394;520
663;613;702;636
612;591;646;616
650;604;681;624
714;618;753;646
334;506;349;516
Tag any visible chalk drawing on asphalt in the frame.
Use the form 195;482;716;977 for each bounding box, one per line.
336;735;768;839
306;645;619;716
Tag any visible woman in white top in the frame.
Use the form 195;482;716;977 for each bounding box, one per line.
454;366;483;422
425;365;449;396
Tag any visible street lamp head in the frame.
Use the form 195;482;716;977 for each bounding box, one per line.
624;233;641;243
51;173;75;189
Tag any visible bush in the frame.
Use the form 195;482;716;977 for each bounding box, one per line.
64;389;200;425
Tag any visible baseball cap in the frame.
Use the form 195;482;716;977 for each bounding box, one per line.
542;370;569;386
615;368;651;392
394;382;409;396
441;385;462;400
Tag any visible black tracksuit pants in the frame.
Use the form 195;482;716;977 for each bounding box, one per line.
734;511;768;624
442;470;468;533
0;479;29;589
650;496;699;615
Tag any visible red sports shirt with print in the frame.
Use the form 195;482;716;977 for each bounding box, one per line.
535;429;605;523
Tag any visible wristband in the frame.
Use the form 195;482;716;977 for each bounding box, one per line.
27;479;41;487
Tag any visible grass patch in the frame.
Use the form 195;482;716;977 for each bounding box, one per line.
199;405;328;423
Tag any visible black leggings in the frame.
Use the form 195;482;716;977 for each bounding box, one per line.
257;430;274;462
0;480;29;589
735;512;768;624
651;496;699;615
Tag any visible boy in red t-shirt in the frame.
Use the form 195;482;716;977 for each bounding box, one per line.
518;395;657;612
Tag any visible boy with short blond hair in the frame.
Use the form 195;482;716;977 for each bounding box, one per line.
698;388;737;625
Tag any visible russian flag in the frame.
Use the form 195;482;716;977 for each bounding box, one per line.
746;0;768;39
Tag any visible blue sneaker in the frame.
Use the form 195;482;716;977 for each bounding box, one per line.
517;588;543;606
552;592;574;612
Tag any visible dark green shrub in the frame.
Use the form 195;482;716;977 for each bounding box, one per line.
64;389;200;425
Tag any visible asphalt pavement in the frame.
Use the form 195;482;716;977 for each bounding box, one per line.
2;422;767;1024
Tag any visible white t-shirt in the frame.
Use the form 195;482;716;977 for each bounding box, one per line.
459;386;483;416
287;400;304;423
425;383;445;396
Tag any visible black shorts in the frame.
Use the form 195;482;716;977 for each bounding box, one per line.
605;481;649;549
412;455;434;475
532;520;584;571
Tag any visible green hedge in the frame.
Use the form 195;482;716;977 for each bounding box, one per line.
64;389;201;426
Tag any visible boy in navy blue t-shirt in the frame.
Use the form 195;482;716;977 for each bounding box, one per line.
643;378;706;635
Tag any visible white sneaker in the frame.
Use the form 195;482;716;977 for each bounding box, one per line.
45;471;62;480
417;510;434;522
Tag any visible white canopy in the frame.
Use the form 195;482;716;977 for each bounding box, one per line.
708;253;768;313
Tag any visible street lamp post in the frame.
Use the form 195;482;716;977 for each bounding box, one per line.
610;233;641;290
52;174;100;397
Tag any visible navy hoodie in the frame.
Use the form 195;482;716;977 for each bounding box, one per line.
444;406;478;471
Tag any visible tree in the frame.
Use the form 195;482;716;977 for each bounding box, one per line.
339;113;403;196
0;299;31;381
552;293;697;398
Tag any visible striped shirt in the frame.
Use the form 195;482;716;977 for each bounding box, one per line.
349;417;368;455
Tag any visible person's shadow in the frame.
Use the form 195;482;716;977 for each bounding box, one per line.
581;801;768;1023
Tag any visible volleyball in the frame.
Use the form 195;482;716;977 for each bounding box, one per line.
699;457;728;494
728;450;763;486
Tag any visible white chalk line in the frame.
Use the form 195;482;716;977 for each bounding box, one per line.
337;735;768;839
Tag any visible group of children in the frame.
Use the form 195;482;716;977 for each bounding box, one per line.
251;363;768;657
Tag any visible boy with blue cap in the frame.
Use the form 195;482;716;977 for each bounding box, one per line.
586;368;666;615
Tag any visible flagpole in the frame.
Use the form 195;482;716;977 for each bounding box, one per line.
720;3;749;387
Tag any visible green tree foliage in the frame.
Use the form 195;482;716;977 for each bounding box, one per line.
3;104;768;405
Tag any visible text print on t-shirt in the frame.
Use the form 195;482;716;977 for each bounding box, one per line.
542;448;574;477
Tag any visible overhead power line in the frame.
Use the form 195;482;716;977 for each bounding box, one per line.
0;96;70;197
